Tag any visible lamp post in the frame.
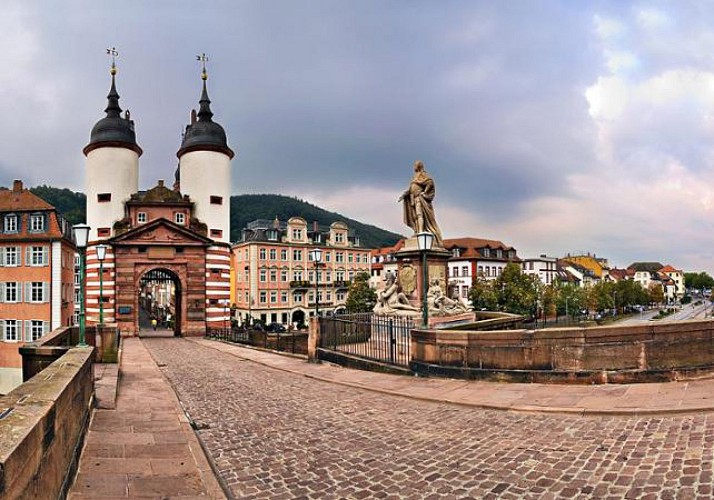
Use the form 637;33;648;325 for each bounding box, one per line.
416;232;434;328
244;265;251;327
223;298;229;332
96;244;107;324
309;248;323;319
73;224;90;347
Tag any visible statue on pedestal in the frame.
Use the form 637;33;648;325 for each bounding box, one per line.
373;272;420;317
398;160;443;247
427;279;472;316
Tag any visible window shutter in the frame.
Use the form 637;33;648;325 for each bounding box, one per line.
0;320;5;341
26;247;31;266
43;321;49;335
0;282;4;303
0;247;4;267
25;282;31;303
43;282;50;302
43;246;49;266
17;282;22;303
24;320;31;342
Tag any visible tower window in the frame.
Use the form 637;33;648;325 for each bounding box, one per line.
97;193;111;202
210;229;223;238
175;213;185;225
97;228;111;237
137;212;147;223
210;196;223;205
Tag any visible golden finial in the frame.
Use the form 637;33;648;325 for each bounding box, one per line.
197;53;208;81
106;47;119;75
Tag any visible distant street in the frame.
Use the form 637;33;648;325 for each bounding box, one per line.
617;302;710;326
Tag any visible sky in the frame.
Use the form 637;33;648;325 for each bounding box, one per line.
2;1;714;273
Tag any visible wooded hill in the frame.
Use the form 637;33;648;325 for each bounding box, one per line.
24;186;402;249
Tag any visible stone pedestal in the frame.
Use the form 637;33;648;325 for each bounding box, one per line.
395;237;451;307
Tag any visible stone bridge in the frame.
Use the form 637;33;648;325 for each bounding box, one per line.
4;326;714;498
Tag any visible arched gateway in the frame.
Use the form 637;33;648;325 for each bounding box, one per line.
139;268;182;336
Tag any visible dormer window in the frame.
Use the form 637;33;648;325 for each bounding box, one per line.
335;232;345;243
452;248;461;258
292;228;303;241
175;213;185;225
4;214;18;233
137;212;147;224
267;229;278;241
30;213;45;232
483;248;490;258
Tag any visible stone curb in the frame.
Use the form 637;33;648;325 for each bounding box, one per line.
190;338;714;417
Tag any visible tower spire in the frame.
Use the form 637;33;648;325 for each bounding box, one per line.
105;47;121;117
196;53;213;122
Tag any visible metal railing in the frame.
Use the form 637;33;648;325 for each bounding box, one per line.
319;313;414;367
205;326;307;355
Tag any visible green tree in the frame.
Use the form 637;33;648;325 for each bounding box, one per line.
553;281;586;318
648;283;665;305
469;276;498;311
345;272;377;312
615;279;648;309
495;262;539;316
684;272;714;291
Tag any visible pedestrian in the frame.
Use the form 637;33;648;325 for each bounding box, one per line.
151;318;157;331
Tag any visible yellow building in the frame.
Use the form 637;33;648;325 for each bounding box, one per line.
563;254;609;278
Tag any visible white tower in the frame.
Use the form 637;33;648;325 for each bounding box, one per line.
176;65;234;243
84;64;141;241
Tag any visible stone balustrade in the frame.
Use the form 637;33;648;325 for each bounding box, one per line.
0;346;94;499
411;318;714;383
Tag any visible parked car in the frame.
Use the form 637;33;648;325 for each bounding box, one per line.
266;323;286;333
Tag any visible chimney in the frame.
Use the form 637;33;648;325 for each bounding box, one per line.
158;180;164;188
12;180;23;193
313;221;319;232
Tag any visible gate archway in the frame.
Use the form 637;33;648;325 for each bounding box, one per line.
139;268;182;337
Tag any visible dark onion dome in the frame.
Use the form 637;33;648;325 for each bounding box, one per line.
177;78;234;159
83;69;142;156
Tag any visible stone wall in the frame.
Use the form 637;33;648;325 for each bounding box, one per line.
410;319;714;383
0;347;94;499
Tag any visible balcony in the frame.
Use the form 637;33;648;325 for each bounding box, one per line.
289;280;311;289
333;280;351;289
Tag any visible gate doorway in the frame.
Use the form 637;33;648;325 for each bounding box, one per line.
139;268;182;337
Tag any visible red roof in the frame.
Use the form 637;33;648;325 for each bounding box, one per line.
0;181;54;211
443;237;516;259
659;265;681;273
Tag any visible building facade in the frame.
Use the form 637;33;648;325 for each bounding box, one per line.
443;237;520;303
83;64;233;336
522;255;559;285
232;217;371;327
0;181;76;394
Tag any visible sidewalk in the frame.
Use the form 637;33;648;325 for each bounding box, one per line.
192;338;714;416
69;338;225;499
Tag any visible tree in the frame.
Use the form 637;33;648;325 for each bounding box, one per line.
345;272;377;313
553;281;586;319
648;283;665;305
469;276;498;311
684;272;714;291
496;263;539;316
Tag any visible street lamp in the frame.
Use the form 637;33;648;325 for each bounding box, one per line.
309;248;323;319
222;298;229;332
73;223;90;348
244;265;251;327
416;232;434;328
95;244;107;324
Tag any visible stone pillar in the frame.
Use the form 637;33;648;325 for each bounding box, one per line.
307;316;321;363
394;238;451;306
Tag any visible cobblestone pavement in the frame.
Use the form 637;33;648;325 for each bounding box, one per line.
145;338;714;499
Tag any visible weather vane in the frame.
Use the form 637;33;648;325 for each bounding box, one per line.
197;53;208;81
106;47;119;75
